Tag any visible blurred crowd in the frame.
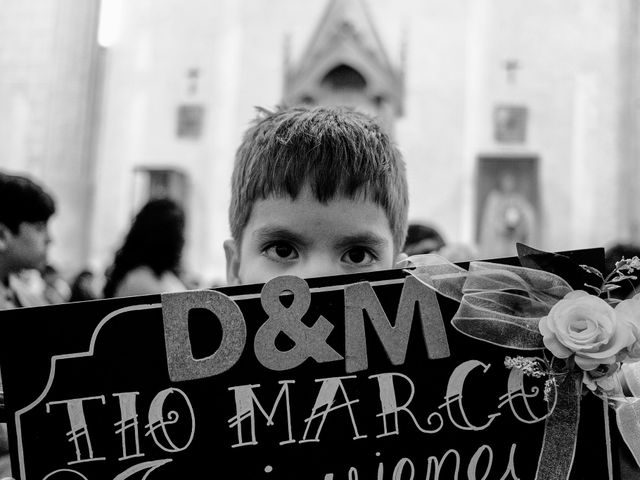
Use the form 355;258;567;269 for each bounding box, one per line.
2;169;639;311
0;172;198;311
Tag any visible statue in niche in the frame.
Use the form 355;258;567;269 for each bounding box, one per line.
479;172;536;258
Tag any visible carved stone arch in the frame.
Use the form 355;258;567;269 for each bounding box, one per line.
320;64;368;91
313;63;372;113
283;0;404;134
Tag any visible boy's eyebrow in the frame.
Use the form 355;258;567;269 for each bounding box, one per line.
335;232;389;250
252;226;310;247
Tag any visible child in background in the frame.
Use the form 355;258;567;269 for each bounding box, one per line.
0;171;57;479
0;172;55;309
224;106;408;285
403;223;446;256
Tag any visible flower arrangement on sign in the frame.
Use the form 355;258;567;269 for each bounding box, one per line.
519;256;640;397
402;244;640;480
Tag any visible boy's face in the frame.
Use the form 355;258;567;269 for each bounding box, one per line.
225;186;401;285
0;221;51;274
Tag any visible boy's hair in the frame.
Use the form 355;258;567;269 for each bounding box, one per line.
230;106;409;251
0;172;56;233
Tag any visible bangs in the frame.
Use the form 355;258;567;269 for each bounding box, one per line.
248;117;396;205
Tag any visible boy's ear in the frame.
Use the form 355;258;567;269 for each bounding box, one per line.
223;239;241;286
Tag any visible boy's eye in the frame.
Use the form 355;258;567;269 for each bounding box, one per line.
263;242;298;261
274;244;295;258
343;247;376;265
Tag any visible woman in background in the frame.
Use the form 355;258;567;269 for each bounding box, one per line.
103;198;187;298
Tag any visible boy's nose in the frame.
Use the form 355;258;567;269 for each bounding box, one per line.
292;256;343;280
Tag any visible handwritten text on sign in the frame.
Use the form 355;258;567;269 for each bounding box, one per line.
16;274;555;480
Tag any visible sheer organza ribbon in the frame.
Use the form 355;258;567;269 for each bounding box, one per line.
616;364;640;470
402;254;633;480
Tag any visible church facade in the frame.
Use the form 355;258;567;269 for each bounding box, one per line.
1;0;639;283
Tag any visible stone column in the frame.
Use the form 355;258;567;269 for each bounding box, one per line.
618;0;640;242
0;0;102;275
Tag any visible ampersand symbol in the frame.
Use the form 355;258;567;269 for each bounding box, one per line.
254;276;343;371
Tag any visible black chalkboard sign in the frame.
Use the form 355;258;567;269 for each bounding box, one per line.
0;249;619;480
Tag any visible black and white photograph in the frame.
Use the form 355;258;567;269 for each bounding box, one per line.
1;1;640;479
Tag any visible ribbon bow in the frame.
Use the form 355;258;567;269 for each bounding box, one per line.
402;251;640;480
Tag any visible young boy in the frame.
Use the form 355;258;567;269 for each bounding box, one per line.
224;105;408;285
0;172;56;309
0;172;55;478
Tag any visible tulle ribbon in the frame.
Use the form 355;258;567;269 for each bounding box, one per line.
616;364;640;470
402;253;639;480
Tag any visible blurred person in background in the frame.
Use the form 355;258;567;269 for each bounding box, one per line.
403;222;477;263
0;172;55;309
478;172;536;258
437;242;479;263
0;171;56;478
403;222;446;256
103;198;187;298
69;269;100;302
42;264;71;304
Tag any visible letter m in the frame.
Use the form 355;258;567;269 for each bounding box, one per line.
344;276;450;373
227;381;295;447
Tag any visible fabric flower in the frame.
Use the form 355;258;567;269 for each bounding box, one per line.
539;290;635;371
615;293;640;361
583;365;623;396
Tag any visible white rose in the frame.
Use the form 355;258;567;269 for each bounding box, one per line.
539;290;634;371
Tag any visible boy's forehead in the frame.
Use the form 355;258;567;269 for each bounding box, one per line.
244;188;393;239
